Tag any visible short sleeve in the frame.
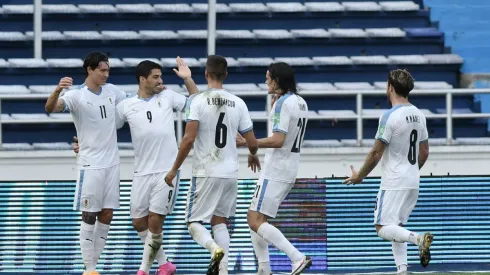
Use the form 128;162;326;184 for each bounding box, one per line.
116;101;127;129
167;89;187;112
114;87;128;105
59;89;80;112
375;112;393;144
420;115;429;143
272;98;291;134
238;101;253;135
185;94;201;122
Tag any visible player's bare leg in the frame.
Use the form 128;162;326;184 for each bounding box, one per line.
133;213;175;275
247;210;312;275
187;220;224;275
375;224;433;269
211;216;230;275
80;211;98;275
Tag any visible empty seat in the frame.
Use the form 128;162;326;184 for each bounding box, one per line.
340;139;375;147
303;140;342;148
101;31;141;40
404;27;443;37
290;29;330;38
1;5;33;14
1;114;11;121
228;3;268;13
365;28;406;37
379;1;420;11
237;58;274;67
298;82;336;91
49;113;72;120
429;138;453;146
153;4;193;13
63;31;103;40
266;3;307;13
177;30;207;39
0;32;27;41
191;3;231;13
273;57;313;66
436;108;474;114
10;113;49;120
307;110;318;118
334;82;374;90
388;55;429;64
77;4;117;13
341;2;382;12
116;84;138;94
0;85;30;94
304;2;345;12
0;59;8;68
217;30;255;39
373;82;387;89
329;28;367;38
165;85;185;94
115;4;154;13
313;56;353;65
161;57;201;68
362;109;389;118
1;143;34;151
424;54;464;64
33;142;72;150
25;31;65;41
42;4;79;14
253;29;293;39
455;137;490;145
351;56;390;65
223;83;259;92
8;58;48;68
46;58;83;68
139;30;179;40
108;58;125;68
29;85;57;94
414;81;453;89
123;58;160;67
249;111;268;120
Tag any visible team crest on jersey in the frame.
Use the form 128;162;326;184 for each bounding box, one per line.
108;97;113;105
81;196;91;208
378;125;385;136
273;113;280;125
157;101;161;107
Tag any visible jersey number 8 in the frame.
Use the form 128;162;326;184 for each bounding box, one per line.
407;129;418;165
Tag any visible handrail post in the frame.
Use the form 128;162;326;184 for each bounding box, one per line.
34;0;42;59
0;99;3;149
177;112;183;144
207;0;216;56
356;92;363;146
446;92;453;145
266;93;272;132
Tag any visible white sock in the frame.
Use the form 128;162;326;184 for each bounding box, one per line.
212;224;230;270
137;230;168;265
378;225;419;245
188;222;219;253
392;241;408;272
251;229;271;273
257;223;303;262
80;222;95;272
93;221;110;266
139;231;163;273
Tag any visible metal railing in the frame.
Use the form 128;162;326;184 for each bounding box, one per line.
0;88;489;148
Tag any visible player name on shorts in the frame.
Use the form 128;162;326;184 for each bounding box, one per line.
406;114;421;124
207;97;236;108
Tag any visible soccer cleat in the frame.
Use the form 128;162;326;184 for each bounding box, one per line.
207;247;225;275
291;256;312;275
418;232;434;268
155;262;177;275
83;271;100;275
136;270;149;275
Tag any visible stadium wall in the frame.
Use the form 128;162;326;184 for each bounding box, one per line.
2;146;490;181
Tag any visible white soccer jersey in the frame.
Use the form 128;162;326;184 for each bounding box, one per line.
186;88;253;178
261;92;308;183
116;89;187;176
60;83;127;169
375;104;429;190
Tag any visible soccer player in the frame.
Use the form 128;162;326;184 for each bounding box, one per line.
45;52;127;275
237;62;312;275
115;58;198;275
343;69;433;275
164;55;261;275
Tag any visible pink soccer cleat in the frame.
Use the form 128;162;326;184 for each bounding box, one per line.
155;262;177;275
136;270;148;275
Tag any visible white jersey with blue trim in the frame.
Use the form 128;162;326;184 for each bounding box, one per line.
261;92;308;183
116;89;187;176
60;83;127;169
186;88;253;178
375;103;428;190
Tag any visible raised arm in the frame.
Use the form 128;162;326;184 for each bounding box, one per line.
45;77;72;113
173;56;199;95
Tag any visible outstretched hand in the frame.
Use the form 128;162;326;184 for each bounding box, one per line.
343;165;362;185
173;56;191;80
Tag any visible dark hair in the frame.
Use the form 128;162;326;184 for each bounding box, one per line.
206;55;228;81
136;60;162;84
268;62;297;94
83;52;109;77
387;69;414;98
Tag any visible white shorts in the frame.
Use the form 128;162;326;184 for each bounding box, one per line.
374;189;419;225
130;171;180;218
185;177;237;223
249;177;294;218
73;165;120;212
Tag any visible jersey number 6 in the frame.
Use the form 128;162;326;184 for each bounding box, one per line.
215;112;227;148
